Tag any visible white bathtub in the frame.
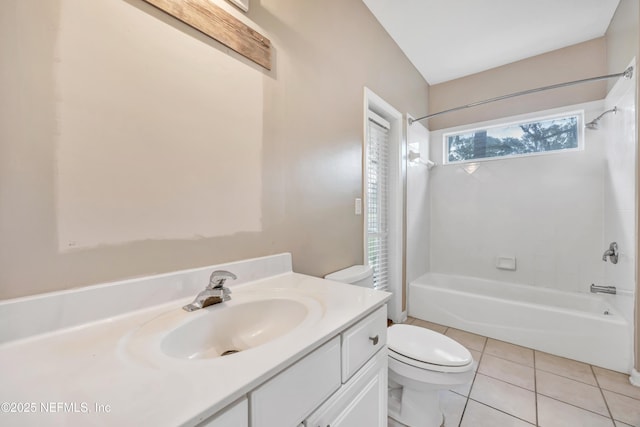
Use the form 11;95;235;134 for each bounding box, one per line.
409;273;633;373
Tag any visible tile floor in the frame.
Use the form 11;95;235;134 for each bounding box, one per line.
401;317;640;427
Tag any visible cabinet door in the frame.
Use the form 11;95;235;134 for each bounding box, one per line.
305;349;387;427
251;336;341;427
198;397;248;427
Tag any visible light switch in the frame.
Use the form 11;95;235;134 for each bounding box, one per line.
355;198;362;215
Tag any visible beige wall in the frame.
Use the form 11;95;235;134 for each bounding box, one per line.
637;0;640;377
0;0;429;299
606;0;639;86
428;38;607;131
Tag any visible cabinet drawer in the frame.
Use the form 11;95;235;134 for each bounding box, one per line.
250;336;341;427
341;305;387;381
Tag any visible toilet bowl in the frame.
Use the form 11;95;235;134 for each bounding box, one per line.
325;265;475;427
387;324;474;427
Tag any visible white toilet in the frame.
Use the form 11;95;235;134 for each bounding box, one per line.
325;265;475;427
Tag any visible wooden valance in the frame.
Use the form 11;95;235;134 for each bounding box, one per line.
144;0;271;70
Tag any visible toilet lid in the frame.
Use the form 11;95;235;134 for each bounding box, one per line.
388;324;472;367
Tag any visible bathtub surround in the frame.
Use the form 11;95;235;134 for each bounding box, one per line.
0;0;429;299
430;101;607;295
425;96;638;376
602;62;637;327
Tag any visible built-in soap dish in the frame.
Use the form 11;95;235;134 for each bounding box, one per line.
496;256;516;271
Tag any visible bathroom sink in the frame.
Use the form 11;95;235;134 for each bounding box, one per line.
162;298;310;359
122;292;323;364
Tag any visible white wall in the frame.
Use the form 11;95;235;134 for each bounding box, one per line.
429;101;608;293
602;65;637;321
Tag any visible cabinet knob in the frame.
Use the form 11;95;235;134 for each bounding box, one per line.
369;335;379;345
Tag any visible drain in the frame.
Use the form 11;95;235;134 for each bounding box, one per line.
221;349;240;356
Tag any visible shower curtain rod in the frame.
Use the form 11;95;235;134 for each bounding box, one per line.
409;66;634;125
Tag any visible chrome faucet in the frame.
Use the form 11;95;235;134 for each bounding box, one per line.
590;284;617;295
182;270;237;312
602;242;619;264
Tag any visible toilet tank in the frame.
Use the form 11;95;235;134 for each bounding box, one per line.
324;265;374;288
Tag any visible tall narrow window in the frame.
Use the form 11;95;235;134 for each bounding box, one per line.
365;111;390;291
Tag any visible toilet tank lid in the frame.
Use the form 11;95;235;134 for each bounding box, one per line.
324;265;373;283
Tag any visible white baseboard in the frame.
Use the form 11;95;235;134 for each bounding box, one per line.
630;368;640;387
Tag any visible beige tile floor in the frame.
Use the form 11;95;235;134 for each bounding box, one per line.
402;317;640;427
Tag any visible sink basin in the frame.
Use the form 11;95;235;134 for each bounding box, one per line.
122;292;323;364
162;298;309;359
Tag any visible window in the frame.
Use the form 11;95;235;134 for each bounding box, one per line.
444;111;583;164
365;111;390;292
363;88;403;321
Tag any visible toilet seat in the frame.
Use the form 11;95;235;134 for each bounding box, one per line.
388;324;473;373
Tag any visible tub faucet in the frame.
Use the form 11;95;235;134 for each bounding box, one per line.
182;270;236;312
602;242;618;264
590;284;617;295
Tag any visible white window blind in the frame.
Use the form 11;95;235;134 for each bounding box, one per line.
366;112;390;292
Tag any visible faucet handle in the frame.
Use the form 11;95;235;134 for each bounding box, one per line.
208;270;237;289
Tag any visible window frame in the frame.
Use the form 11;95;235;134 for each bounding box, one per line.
442;110;585;165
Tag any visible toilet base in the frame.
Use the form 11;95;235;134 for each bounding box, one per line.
388;379;443;427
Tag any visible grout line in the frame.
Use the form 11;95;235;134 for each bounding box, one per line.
466;397;536;426
537;392;618;422
474;369;537;394
482;351;535;369
533;348;538;426
534;366;600;387
591;364;616;424
600;387;640;402
457;334;488;427
473;371;535;393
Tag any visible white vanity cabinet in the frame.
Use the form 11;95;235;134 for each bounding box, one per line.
196;304;388;427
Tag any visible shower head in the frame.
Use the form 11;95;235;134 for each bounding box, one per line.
585;106;617;130
585;121;600;130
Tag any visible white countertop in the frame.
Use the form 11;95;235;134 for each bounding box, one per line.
0;267;389;426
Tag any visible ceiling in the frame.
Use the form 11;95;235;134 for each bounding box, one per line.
362;0;621;85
